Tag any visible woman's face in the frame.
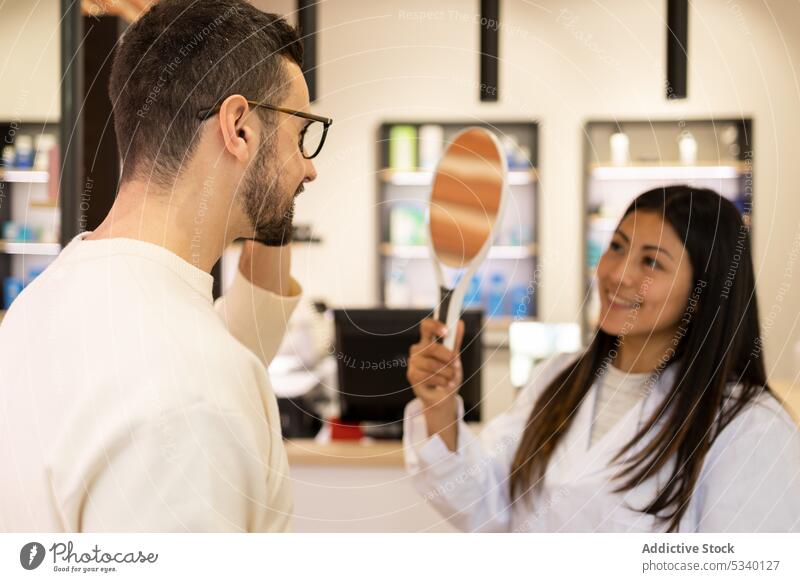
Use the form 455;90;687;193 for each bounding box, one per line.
596;210;694;340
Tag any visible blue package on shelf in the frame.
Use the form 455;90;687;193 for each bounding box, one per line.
3;221;38;242
1;146;15;167
464;275;482;308
3;277;24;309
510;284;531;318
733;196;750;216
486;273;507;317
26;266;46;285
13;142;34;168
587;238;604;268
2;222;18;241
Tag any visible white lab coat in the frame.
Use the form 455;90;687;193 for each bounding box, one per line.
404;353;800;532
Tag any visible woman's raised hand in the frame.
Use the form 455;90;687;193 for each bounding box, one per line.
406;318;465;450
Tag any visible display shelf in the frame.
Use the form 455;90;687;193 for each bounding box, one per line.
0;169;49;183
0;121;61;310
380;243;537;260
378;168;537;186
479;316;542;348
0;241;61;255
485;315;537;331
28;199;59;209
582;118;754;335
377;120;540;317
589;163;748;181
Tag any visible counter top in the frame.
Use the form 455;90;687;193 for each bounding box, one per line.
286;379;799;468
285;439;405;467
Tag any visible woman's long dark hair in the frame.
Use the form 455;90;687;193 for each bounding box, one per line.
509;185;771;531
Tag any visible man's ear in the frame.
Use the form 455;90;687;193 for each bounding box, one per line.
218;94;254;162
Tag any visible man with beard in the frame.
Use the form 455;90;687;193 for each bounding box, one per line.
0;0;330;532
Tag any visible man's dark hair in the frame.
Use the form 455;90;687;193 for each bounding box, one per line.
109;0;303;185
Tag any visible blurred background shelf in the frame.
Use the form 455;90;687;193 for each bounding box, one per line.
582;118;754;333
0;241;61;255
379;243;537;260
0;120;62;310
0;169;50;183
589;163;749;181
28;199;59;209
377;120;540;322
378;168;537;186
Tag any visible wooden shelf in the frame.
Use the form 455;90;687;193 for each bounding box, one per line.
29;199;59;209
285;439;405;467
0;169;49;183
378;168;537;186
485;315;537;331
0;241;61;255
381;243;537;260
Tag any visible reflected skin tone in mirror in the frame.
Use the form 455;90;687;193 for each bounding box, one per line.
408;128;504;450
429;129;504;267
408;209;695;451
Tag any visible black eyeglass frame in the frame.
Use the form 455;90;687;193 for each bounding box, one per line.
196;100;333;159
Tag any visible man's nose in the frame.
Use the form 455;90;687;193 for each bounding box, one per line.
304;158;317;183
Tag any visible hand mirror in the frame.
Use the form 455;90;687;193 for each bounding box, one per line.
427;127;508;350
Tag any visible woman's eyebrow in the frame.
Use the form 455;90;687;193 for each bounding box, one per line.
642;244;675;260
615;230;675;260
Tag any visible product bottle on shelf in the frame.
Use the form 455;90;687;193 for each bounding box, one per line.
609;132;630;165
390;204;424;246
388;125;417;171
418;124;444;170
1;145;14;167
13;136;35;168
510;284;530;318
33;135;56;171
678;131;698;164
3;277;24;309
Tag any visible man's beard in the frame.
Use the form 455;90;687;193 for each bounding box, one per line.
240;144;303;244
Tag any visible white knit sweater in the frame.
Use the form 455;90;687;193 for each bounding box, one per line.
590;365;650;447
0;232;300;532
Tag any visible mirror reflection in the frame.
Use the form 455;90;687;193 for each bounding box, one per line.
429;128;505;268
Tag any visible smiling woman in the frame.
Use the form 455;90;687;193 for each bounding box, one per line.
507;186;785;532
404;185;800;533
594;202;696;373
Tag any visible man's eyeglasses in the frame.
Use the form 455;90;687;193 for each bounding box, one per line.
197;100;333;160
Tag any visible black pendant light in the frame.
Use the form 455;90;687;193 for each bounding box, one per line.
480;0;500;102
666;0;688;99
298;0;318;102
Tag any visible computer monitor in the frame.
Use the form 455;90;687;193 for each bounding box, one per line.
333;309;483;427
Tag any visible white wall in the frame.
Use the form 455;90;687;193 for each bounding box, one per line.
5;0;798;379
0;0;61;122
270;0;800;380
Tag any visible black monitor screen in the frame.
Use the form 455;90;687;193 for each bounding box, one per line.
333;309;482;425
